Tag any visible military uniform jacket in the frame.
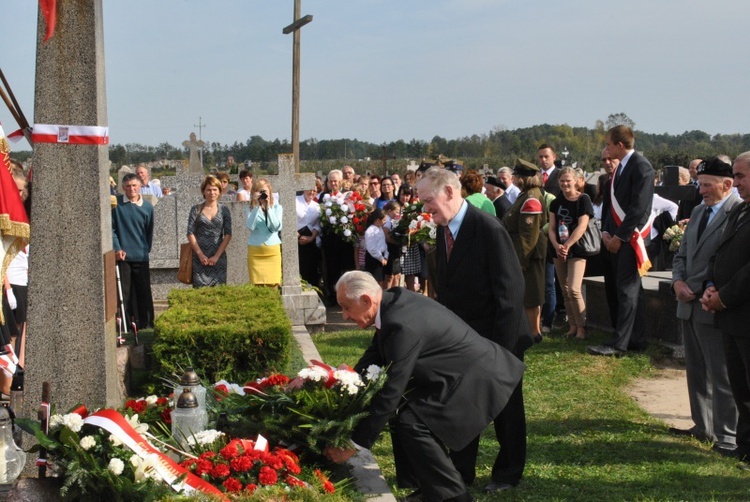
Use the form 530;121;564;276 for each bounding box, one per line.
503;187;548;268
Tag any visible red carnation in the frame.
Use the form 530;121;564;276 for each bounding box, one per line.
211;463;231;479
262;374;290;388
258;466;278;485
125;399;137;410
422;213;432;221
315;469;335;493
220;442;240;460
161;408;172;424
286;475;306;487
156;397;169;407
264;453;284;470
230;455;253;473
199;451;217;460
223;477;243;493
195;459;213;476
245;483;258;493
133;400;148;413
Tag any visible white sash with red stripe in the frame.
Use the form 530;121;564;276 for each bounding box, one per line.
82;409;225;499
610;177;655;276
0;344;19;377
31;124;109;145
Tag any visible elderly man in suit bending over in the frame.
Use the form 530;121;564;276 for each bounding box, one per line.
325;271;525;502
670;157;740;455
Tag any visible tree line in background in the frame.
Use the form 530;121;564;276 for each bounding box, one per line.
12;114;750;174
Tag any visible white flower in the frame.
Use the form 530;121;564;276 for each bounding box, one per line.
49;414;64;430
341;204;350;213
365;364;383;381
62;413;84;433
298;366;329;382
108;458;125;476
187;429;226;447
109;434;123;447
79;436;96;450
340;216;349;224
323;194;331;201
325;208;332;216
325;201;333;208
125;414;149;434
145;395;158;406
429;227;437;240
334;370;364;395
343;229;352;237
130;454;164;483
329;216;337;224
409;220;418;230
417;215;423;222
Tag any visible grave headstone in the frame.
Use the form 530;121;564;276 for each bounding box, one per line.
182;132;205;174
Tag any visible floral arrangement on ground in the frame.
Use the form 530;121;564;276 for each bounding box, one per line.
15;359;385;501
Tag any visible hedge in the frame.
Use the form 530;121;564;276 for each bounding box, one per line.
152;285;292;384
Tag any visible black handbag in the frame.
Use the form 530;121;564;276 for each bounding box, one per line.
574;217;602;256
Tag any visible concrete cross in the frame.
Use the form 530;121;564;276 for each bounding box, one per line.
182;132;205;174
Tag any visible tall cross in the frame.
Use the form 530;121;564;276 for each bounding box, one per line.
283;0;313;173
380;143;396;177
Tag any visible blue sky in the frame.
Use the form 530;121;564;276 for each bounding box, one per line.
2;1;749;149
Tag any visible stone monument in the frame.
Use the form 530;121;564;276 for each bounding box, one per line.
25;0;122;417
182;132;205;174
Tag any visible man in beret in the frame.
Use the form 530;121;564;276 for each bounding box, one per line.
670;158;740;455
589;126;655;357
485;176;512;220
702;151;750;469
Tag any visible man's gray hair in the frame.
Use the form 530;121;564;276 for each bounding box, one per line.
497;166;512;176
328;169;343;180
419;167;461;196
734;152;750;168
336;271;381;300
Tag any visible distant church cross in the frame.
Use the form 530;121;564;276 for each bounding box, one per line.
283;0;313;172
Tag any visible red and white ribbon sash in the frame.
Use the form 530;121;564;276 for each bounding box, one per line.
7;129;25;144
310;359;354;389
31;124;109;145
610;179;655;276
83;409;225;499
0;344;19;377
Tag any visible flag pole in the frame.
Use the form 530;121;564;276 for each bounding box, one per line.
0;67;32;143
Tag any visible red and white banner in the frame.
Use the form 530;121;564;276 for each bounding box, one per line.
610;180;655;276
83;409;226;499
31;124;109;145
0;344;18;377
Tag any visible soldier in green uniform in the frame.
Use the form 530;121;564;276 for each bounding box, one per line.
503;159;548;343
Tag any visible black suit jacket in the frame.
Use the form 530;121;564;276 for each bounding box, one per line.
435;203;531;353
351;289;525;451
602;151;655;242
709;203;750;337
544;167;562;197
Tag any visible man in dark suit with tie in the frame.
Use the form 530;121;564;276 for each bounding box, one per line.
325;271;525;502
417;168;532;493
670;158;740;454
588;125;655;357
702;151;750;468
537;144;562;332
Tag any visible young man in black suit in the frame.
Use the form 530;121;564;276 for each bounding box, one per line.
417;168;532;493
325;271;525;502
702;151;750;468
588;125;655;357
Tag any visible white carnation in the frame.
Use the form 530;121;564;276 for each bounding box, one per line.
429;227;437;240
343;229;352;237
323;194;331;201
108;458;125;476
365;364;383;381
341;204;350;213
80;436;96;450
187;429;226;446
409;220;418;230
325;208;332;216
340;216;349;224
329;216;337;224
62;413;84;433
49;414;64;430
298;366;329;382
145;395;158;406
109;434;123;447
334;370;363;395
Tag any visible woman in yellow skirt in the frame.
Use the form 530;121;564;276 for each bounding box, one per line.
246;179;283;285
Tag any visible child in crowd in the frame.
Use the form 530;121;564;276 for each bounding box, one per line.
383;201;402;288
364;209;389;289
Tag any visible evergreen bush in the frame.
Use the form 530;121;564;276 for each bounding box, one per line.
152;285;292;383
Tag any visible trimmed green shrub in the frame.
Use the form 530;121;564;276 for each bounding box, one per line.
152;285;292;383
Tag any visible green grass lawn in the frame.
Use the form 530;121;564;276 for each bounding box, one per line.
313;329;750;501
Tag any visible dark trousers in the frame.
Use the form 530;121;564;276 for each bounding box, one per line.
298;243;321;287
605;243;646;351
723;333;750;458
602;250;619;329
321;234;355;302
394;407;472;502
449;379;526;486
118;261;154;330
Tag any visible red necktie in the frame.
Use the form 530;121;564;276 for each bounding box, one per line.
444;226;455;261
543;172;548;184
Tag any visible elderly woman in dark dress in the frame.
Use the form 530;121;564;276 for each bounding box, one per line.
503;159;548;343
187;175;232;287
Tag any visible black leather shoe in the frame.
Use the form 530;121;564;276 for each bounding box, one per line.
483;481;515;493
668;427;709;441
533;333;543;344
712;444;743;459
587;345;625;357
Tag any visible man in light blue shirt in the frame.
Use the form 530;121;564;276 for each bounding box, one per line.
136;164;163;197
